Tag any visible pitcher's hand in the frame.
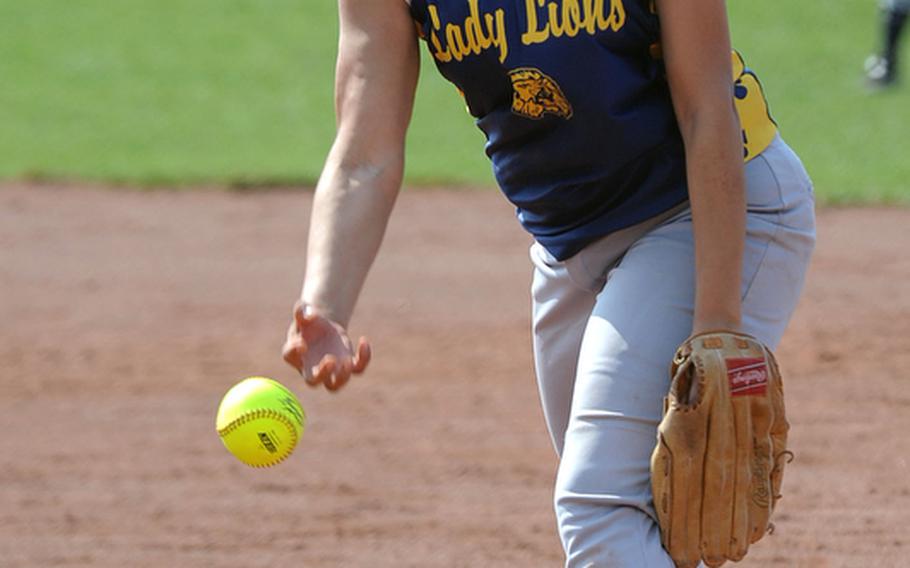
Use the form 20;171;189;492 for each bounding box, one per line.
282;301;371;391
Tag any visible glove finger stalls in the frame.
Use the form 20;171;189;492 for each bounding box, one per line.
729;391;755;561
650;433;673;550
655;353;708;566
700;349;737;565
729;336;773;561
746;351;776;543
748;396;775;543
766;350;790;509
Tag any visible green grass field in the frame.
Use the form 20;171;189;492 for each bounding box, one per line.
1;0;907;203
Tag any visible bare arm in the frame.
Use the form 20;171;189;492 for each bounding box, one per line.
305;0;419;325
283;0;420;390
657;0;745;334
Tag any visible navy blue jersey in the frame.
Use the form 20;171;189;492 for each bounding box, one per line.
408;0;776;260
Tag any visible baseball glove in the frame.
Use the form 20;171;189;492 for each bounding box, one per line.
651;331;791;567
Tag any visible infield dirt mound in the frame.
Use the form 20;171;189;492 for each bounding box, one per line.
1;183;908;567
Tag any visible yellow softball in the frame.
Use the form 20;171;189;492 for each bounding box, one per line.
216;377;305;468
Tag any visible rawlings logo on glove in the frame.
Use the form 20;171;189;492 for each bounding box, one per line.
726;358;769;396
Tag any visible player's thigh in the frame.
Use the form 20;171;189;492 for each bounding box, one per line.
556;222;696;502
530;242;599;455
551;232;693;568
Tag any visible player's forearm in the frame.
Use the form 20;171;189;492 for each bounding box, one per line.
301;151;403;328
655;0;744;332
680;106;746;333
297;0;417;330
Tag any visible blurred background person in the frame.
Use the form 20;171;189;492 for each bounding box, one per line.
866;0;910;87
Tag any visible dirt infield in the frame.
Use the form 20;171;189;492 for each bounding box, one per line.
1;183;908;567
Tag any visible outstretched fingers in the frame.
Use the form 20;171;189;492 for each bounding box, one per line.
307;355;352;392
307;354;336;387
352;337;371;374
285;302;320;375
307;343;367;392
326;358;354;392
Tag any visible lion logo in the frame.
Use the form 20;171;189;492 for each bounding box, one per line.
508;68;573;120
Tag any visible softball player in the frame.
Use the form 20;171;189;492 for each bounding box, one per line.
867;0;910;87
282;0;815;565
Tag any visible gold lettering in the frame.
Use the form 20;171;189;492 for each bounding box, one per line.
464;0;491;53
563;0;581;37
492;9;508;62
580;0;595;33
521;0;549;45
484;12;497;49
523;0;625;46
611;0;627;31
547;2;565;37
597;0;626;32
428;0;625;65
428;2;507;63
427;5;452;63
445;22;469;61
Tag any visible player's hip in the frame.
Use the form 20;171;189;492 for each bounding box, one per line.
744;134;815;227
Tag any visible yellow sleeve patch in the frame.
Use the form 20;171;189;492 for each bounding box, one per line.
732;50;778;163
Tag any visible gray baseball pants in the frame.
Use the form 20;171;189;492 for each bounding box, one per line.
530;135;816;567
